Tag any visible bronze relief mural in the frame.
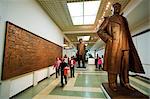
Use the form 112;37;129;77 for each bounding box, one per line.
2;22;62;80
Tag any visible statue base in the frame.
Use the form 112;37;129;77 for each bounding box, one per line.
101;83;149;99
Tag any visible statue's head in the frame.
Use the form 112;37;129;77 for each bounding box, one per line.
112;3;121;15
79;38;83;43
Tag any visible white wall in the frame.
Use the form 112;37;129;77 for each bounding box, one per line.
135;32;150;65
87;50;95;58
96;49;105;58
63;48;77;58
0;0;64;80
33;68;48;86
0;0;6;83
0;0;63;98
0;66;55;98
9;73;33;97
132;31;150;78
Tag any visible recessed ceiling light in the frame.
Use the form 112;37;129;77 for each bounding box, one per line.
77;36;90;41
85;44;88;46
63;44;68;47
106;4;109;8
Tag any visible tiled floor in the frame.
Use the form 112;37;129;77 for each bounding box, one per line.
33;64;107;99
11;64;150;99
11;64;107;99
74;74;107;87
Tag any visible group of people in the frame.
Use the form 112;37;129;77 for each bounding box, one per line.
53;55;76;87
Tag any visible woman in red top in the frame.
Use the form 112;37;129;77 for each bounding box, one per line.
53;57;61;78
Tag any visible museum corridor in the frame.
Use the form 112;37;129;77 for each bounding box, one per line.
0;0;149;99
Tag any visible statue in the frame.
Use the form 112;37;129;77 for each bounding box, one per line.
96;3;145;91
77;38;86;68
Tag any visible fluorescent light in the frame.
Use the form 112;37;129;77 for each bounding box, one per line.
77;36;90;41
67;1;101;25
85;44;88;46
106;4;109;8
63;44;68;47
65;46;70;49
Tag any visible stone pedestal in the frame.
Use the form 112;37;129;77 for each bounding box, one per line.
101;83;149;99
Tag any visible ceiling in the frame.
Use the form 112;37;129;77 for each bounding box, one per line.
36;0;131;49
65;33;99;49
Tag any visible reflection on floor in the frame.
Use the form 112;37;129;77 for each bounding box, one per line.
11;64;149;99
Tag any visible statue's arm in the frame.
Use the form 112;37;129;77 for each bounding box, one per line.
97;17;112;43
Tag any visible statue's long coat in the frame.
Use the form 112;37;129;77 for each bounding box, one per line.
77;43;86;59
97;15;145;74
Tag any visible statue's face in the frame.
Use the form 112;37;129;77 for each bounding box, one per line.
113;4;121;14
79;39;83;43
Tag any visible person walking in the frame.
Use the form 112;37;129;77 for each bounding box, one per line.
60;58;68;87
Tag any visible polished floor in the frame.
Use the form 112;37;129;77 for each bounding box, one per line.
11;64;150;99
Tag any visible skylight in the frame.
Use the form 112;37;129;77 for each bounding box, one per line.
77;36;90;41
67;0;101;25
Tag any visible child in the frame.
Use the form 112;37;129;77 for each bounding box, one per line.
69;56;76;77
64;65;69;84
97;57;102;70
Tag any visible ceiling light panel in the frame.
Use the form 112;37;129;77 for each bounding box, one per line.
67;0;101;25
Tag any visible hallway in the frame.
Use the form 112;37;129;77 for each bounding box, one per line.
12;64;107;99
11;64;150;99
0;0;149;99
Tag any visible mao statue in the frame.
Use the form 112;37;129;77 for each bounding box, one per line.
97;3;145;91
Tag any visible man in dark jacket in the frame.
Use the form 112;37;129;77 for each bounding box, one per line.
97;3;145;91
60;58;68;87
